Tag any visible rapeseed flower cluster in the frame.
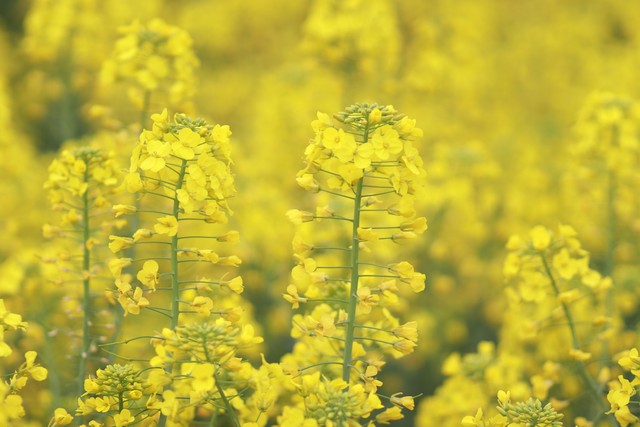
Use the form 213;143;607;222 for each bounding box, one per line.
42;146;120;401
93;111;258;425
279;103;425;425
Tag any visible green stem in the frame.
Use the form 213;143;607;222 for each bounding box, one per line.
604;170;617;277
342;125;369;384
202;336;240;427
157;160;187;427
139;91;151;131
171;159;188;329
540;255;579;348
40;324;62;410
342;178;363;383
213;370;241;427
78;168;91;399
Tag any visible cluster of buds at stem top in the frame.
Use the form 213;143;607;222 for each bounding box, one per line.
501;224;616;421
280;103;425;426
463;391;563;427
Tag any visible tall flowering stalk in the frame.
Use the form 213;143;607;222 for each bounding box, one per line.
571;93;640;274
97;20;201;362
99;110;261;426
503;225;615;423
114;110;239;325
42;146;119;400
281;103;426;425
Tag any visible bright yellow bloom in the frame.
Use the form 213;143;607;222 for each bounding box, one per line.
109;235;134;253
191;296;213;316
223;276;244;294
392;321;418;342
286;209;315;224
371;125;403;160
189;363;215;391
140;140;172;172
216;230;240;243
171;127;203;160
24;351;48;381
393;339;417;355
113;409;135;427
376;406;404;424
357;286;379;314
137;260;159;290
400;217;428;234
619;348;640;373
362;365;383;392
357;227;380;242
122;287;149;316
390;393;415;410
112;204;137;218
50;408;73;426
132;228;154;241
614;405;639;427
284;284;308;309
109;258;132;277
154;216;178;236
529;225;552;251
297;173;320;192
608;375;635;411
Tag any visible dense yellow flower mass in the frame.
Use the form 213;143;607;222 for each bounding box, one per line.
2;0;640;426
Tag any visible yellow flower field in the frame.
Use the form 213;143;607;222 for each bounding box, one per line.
1;0;640;426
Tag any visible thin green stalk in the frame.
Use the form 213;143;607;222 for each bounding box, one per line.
598;169;618;426
40;324;62;410
78;167;91;398
342;178;363;382
213;370;241;427
604;170;617;278
158;159;187;427
203;337;240;427
171;159;188;329
139;91;151;131
342;125;369;383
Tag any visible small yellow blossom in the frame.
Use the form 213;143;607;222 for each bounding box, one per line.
286;209;315;224
50;408;73;426
112;204;137;217
529;225;552;251
154;216;178;236
137;260;159;290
